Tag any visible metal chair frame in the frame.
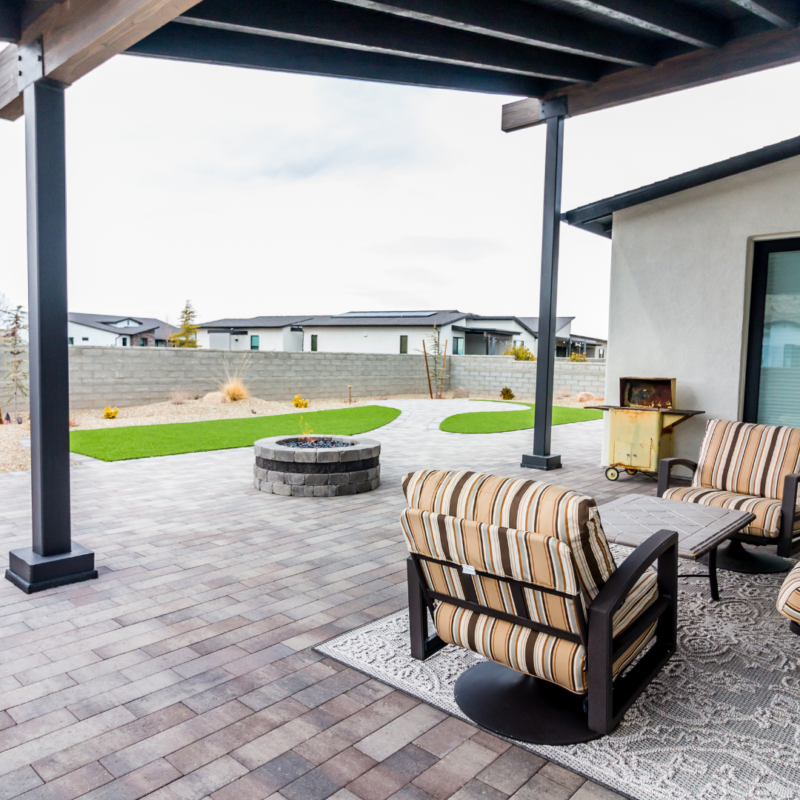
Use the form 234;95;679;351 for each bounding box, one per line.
407;528;678;736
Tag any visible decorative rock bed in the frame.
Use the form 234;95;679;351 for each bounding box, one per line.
253;435;381;497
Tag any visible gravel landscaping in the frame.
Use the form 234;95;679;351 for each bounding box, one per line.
0;391;600;473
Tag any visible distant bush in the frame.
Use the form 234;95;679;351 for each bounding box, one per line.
104;407;118;419
169;389;193;405
569;352;588;362
503;343;535;361
222;378;249;402
293;394;309;409
218;354;251;402
500;387;515;400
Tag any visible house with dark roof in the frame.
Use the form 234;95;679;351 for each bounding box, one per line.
68;314;176;347
564;135;800;457
197;316;312;352
298;312;605;357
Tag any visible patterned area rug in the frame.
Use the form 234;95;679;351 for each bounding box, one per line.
316;549;800;800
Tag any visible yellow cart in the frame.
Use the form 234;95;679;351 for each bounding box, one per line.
591;378;704;482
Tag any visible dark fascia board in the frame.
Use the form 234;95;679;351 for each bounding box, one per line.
452;325;516;336
563;134;800;237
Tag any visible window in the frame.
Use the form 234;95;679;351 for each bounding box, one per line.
250;335;259;351
121;337;128;346
311;334;318;352
68;337;74;345
82;337;88;342
745;238;800;426
399;335;408;354
453;337;464;355
140;337;147;346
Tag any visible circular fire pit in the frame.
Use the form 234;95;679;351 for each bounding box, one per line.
253;435;381;497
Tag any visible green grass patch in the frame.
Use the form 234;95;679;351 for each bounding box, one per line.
439;401;602;434
69;405;401;462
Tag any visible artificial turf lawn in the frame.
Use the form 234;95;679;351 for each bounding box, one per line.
439;400;602;434
69;405;401;462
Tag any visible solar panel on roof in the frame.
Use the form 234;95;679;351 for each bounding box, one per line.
333;311;437;318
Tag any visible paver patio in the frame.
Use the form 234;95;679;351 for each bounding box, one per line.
0;400;655;800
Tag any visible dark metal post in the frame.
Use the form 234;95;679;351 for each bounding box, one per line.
522;102;567;471
5;73;97;593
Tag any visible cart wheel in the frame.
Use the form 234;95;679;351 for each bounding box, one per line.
605;467;620;481
626;468;637;476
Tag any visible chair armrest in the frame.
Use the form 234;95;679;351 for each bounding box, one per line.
586;530;678;736
589;530;679;622
657;458;698;498
778;474;800;557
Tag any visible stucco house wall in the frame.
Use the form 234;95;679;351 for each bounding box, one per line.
605;154;800;460
197;327;302;352
301;325;455;354
68;322;120;347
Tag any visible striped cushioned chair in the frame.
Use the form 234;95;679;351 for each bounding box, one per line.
658;419;800;572
777;562;800;635
401;470;678;744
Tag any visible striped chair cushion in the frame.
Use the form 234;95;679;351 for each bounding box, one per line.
434;601;657;695
777;562;800;624
402;470;616;602
662;486;800;539
694;420;800;501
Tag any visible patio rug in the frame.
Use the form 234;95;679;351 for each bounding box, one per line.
316;548;800;800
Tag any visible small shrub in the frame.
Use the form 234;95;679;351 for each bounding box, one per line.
293;394;309;409
568;352;588;362
104;407;119;419
500;387;515;400
221;378;249;402
169;389;193;405
503;342;535;361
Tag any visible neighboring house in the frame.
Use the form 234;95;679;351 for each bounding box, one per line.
68;313;175;347
299;311;605;357
196;317;311;352
564;135;800;459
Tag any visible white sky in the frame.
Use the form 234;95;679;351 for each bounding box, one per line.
2;52;800;339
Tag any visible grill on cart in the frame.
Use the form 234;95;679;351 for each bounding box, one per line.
591;378;704;481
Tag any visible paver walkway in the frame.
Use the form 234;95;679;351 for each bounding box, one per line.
0;400;654;800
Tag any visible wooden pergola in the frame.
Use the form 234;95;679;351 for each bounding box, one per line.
2;0;799;591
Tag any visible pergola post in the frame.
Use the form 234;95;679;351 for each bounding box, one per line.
521;99;567;471
5;68;97;593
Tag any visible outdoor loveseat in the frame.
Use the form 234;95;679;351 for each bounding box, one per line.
658;419;800;573
400;469;678;744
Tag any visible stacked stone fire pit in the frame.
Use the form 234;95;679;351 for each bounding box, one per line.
253;435;381;497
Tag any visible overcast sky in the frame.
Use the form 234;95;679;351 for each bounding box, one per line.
2;50;800;339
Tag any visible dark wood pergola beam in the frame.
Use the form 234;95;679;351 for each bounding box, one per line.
0;0;203;120
727;0;800;28
178;0;606;84
327;0;656;67
504;22;800;129
559;0;728;48
128;21;552;96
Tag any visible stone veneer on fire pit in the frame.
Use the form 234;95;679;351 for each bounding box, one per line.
253;435;381;497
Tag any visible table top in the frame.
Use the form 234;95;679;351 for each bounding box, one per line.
597;494;756;559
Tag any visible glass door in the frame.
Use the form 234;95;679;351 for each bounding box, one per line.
744;238;800;426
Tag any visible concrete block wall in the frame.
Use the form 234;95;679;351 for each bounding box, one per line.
449;355;606;399
0;348;29;415
67;347;444;409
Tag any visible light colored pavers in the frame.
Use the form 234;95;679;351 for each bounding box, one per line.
0;400;634;799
